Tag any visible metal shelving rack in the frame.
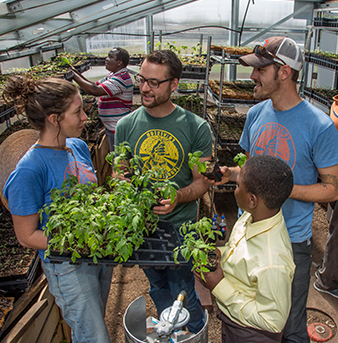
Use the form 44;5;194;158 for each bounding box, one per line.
303;2;338;110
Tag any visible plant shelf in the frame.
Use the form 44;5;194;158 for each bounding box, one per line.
305;52;338;71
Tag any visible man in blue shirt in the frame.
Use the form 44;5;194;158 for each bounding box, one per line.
213;36;338;342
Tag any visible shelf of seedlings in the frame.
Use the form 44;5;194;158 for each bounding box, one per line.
303;87;334;109
305;51;338;71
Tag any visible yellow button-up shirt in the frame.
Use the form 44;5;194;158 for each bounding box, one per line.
212;210;295;333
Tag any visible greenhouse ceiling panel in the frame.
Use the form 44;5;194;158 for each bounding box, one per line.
0;0;198;53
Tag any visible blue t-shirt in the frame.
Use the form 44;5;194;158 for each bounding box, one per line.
240;99;338;243
3;138;97;261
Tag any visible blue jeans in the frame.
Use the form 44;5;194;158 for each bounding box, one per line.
282;239;313;343
42;261;113;343
143;260;205;334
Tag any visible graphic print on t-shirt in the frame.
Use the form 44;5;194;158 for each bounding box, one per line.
251;122;296;170
135;129;184;180
64;161;97;183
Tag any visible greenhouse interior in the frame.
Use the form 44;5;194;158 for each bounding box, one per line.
1;0;338;342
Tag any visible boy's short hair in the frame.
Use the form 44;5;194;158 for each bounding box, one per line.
242;155;293;210
143;50;182;80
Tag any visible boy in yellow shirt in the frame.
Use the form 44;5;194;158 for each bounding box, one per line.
197;154;295;343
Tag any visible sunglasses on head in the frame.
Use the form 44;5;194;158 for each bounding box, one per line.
253;45;287;66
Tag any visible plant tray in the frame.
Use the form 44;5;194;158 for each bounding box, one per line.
48;220;188;268
208;80;260;106
181;70;208;80
0;107;16;124
305;52;338;71
314;17;338;28
0;251;40;292
73;61;91;73
303;87;332;109
215;182;237;192
88;57;106;66
206;107;246;147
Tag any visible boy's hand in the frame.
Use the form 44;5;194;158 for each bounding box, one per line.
194;263;223;291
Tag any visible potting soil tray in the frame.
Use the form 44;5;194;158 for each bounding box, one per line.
0;251;40;292
48;220;188;268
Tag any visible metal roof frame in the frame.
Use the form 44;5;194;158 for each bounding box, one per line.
0;0;198;53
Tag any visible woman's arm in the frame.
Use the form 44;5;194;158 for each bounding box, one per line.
12;213;48;250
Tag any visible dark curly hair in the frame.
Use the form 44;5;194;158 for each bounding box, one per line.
2;75;78;132
242;155;293;210
143;50;182;80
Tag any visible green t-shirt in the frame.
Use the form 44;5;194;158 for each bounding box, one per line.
115;105;213;228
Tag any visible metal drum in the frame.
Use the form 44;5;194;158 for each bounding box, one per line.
124;296;209;343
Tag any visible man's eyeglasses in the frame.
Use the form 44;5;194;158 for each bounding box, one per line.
253;45;287;66
135;74;174;89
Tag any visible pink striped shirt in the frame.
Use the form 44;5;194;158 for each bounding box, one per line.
96;68;133;132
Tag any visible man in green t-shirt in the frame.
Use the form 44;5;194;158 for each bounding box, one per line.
115;50;212;334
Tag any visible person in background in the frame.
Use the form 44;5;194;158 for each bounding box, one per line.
209;36;338;342
71;47;133;151
2;76;113;343
114;50;212;334
197;155;295;343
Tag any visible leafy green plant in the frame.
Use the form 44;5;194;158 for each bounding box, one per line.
188;151;209;173
43;142;179;264
173;217;221;280
233;153;247;168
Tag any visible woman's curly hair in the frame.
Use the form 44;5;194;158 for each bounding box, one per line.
2;75;78;131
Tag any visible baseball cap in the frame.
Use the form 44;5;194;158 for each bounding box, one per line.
239;36;304;72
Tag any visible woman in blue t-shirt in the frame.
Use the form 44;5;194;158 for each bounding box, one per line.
3;76;113;343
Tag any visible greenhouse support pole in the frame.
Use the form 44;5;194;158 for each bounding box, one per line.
203;36;212;121
199;34;203;56
159;30;162;49
229;0;239;81
145;15;154;53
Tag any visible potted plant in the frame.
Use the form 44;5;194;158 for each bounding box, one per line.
172;151;223;280
233;152;247;168
173;217;221;280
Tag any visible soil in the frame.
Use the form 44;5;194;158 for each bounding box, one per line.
0;207;36;278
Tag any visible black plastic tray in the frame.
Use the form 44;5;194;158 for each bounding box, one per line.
303;87;332;109
314;17;338;28
48;220;188;268
0;107;16;124
0;251;40;292
207;86;259;106
305;52;338;71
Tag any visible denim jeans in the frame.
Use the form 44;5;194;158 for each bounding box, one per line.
143;260;205;334
42;261;113;343
282;239;313;343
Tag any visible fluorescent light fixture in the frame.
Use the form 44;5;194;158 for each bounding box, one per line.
102;3;115;10
32;27;44;35
67;28;75;32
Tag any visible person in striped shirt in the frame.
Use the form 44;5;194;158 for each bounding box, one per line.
72;47;134;151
